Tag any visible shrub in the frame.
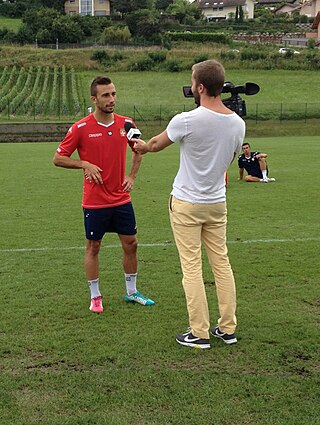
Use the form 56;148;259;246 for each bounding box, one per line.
306;53;320;70
307;38;316;49
166;59;182;72
113;51;124;61
240;49;267;61
100;26;131;45
283;49;294;59
168;32;231;44
148;51;167;63
220;51;237;60
90;50;110;63
130;57;154;71
161;34;172;50
193;53;209;64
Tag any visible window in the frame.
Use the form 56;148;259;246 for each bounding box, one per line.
80;0;92;16
95;10;107;15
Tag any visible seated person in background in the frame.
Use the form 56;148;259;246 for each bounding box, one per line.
238;142;276;183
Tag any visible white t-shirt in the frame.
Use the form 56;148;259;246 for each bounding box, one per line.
166;106;245;204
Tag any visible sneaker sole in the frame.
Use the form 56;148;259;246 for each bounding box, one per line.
211;333;237;345
176;338;211;349
89;308;104;313
125;297;154;306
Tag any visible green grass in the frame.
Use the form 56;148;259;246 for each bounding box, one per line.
77;69;320;107
72;69;320;122
0;16;22;32
0;136;319;424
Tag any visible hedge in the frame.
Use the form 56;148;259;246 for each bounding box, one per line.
167;32;231;44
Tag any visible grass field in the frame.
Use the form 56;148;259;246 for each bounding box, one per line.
0;136;319;424
0;16;22;32
78;69;320;110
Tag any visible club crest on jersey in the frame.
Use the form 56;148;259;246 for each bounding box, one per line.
120;128;126;137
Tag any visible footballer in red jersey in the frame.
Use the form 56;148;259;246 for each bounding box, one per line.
57;113;137;209
53;76;155;313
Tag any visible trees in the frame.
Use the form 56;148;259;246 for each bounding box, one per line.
41;0;65;12
0;1;27;18
111;0;154;16
0;0;64;17
155;0;174;10
125;9;161;40
167;0;201;24
100;26;131;44
18;7;84;44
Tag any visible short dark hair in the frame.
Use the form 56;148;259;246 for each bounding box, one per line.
242;142;250;147
90;76;112;96
192;60;225;97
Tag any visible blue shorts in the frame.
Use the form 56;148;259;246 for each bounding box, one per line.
84;203;137;240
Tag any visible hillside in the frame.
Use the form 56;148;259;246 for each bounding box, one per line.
0;42;319;72
0;45;100;70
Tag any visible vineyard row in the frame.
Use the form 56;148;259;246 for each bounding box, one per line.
0;66;85;117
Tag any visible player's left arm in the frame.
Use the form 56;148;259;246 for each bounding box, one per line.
255;152;267;159
123;150;142;192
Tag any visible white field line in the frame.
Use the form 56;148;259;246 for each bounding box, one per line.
1;237;320;253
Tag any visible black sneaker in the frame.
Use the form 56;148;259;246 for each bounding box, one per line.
176;329;211;349
211;326;237;345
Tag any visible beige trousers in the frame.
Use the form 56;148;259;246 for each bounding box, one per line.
169;195;237;339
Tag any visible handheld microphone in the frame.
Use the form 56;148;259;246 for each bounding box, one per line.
124;122;141;141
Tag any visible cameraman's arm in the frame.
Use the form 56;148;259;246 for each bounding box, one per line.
134;130;173;154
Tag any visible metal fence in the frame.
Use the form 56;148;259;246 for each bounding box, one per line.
1;102;320;124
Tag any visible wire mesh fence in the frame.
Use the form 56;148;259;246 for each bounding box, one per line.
1;101;320;124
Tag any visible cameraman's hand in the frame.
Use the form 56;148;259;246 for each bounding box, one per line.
134;139;148;155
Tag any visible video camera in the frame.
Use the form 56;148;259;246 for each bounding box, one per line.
182;82;260;117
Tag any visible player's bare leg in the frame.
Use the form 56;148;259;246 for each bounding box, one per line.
245;175;261;182
119;234;155;306
85;239;103;313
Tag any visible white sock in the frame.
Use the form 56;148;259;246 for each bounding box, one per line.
125;273;137;295
262;170;267;179
88;278;101;299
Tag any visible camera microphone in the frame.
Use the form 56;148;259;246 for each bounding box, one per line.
124;122;141;141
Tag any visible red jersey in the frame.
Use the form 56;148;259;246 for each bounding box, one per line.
56;113;136;209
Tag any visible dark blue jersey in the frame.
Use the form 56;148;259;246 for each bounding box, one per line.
238;151;264;178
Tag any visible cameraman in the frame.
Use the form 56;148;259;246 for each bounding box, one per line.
238;142;276;183
134;60;245;349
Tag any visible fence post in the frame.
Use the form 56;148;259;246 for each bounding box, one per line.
305;103;307;123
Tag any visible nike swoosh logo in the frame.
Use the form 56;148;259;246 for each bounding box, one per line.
185;335;200;343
